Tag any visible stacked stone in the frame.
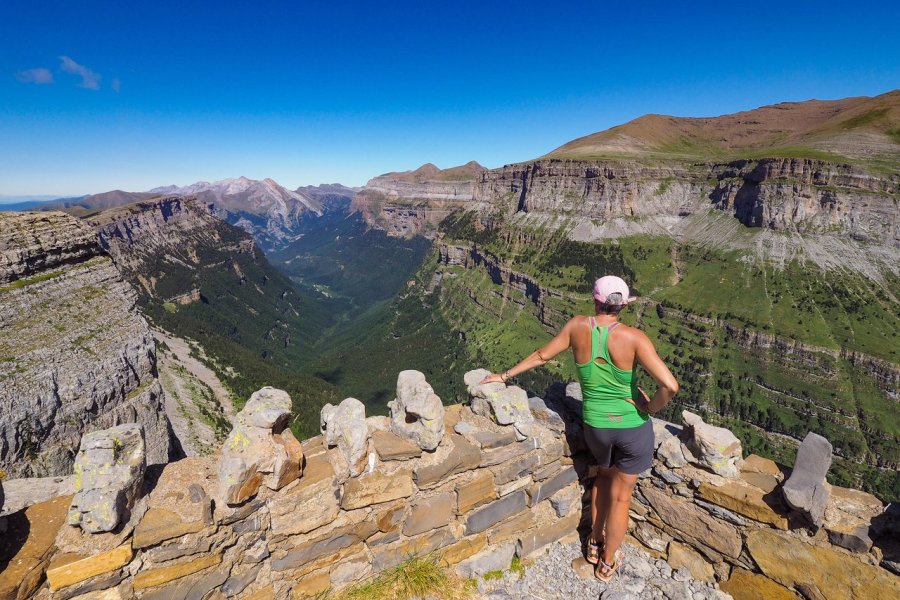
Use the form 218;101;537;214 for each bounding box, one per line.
3;375;898;600
629;411;899;600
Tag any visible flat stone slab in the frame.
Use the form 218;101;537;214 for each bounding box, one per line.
456;471;497;514
46;543;133;591
641;485;742;559
697;481;788;529
413;435;482;486
403;492;454;536
371;430;422;461
133;552;222;590
342;469;413;509
465;490;527;534
747;528;900;600
133;508;206;549
0;494;72;600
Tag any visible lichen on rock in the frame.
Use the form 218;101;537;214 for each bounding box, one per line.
320;397;369;476
218;387;302;505
389;370;444;451
67;423;146;533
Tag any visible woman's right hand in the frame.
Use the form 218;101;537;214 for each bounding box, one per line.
635;387;653;414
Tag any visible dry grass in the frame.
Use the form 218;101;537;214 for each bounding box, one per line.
318;554;475;600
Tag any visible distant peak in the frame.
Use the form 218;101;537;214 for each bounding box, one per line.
413;163;440;175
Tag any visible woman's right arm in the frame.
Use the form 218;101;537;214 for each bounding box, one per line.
634;331;679;414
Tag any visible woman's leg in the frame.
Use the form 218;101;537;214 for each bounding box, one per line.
591;466;612;544
601;467;638;564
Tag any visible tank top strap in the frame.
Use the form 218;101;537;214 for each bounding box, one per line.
599;321;619;363
588;317;600;361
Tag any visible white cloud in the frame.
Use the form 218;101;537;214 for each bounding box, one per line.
59;56;101;90
111;78;121;93
16;68;54;84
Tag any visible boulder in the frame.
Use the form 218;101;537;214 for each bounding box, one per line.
465;370;533;441
746;528;900;600
321;397;369;475
219;387;303;505
389;370;444;451
824;485;882;553
681;411;742;478
67;424;146;533
657;435;688;468
781;432;832;528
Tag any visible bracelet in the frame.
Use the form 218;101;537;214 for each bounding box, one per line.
501;370;511;382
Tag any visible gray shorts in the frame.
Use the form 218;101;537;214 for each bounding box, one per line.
583;420;655;475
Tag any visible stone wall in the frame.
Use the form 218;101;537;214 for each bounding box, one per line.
1;371;897;600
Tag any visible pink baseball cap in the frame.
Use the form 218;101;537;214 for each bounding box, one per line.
592;275;636;305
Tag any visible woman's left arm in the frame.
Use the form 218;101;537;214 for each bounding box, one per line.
480;319;576;384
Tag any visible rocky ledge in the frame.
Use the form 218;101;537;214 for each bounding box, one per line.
0;212;172;478
0;370;897;600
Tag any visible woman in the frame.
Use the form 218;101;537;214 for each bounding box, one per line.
480;275;678;581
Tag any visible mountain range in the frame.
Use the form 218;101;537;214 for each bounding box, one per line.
2;90;897;500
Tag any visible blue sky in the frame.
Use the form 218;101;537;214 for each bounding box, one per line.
1;1;898;197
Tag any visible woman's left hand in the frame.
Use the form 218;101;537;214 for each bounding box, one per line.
480;373;504;385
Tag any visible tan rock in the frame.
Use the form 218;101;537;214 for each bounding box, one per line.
824;485;882;552
741;454;781;476
371;430;422;461
666;541;714;582
293;570;329;600
414;435;482;486
0;495;71;600
720;568;800;600
519;511;580;557
341;469;413;509
46;543;133;591
374;502;406;532
133;508;206;549
444;404;463;432
403;493;454;536
269;475;340;536
571;557;596;580
746;528;900;600
68;588;124;600
486;509;535;544
624;533;666;559
133;552;222;590
246;585;276;600
456;470;497;514
740;471;779;493
698;481;789;529
641;485;742;558
370;527;457;570
440;533;488;566
301;452;335;484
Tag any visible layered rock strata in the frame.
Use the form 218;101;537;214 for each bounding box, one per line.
0;211;172;477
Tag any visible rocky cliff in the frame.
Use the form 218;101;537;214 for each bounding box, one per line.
0;212;172;477
88;196;255;299
353;162;485;237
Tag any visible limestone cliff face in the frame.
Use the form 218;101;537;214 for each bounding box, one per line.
0;212;172;477
474;158;898;242
438;243;571;330
353;163;485;237
363;157;897;246
88;196;255;298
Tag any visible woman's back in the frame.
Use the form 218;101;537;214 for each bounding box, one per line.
572;315;648;429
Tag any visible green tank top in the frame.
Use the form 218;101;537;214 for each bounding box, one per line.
575;318;649;429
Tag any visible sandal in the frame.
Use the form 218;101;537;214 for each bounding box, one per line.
595;549;624;582
586;538;604;565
